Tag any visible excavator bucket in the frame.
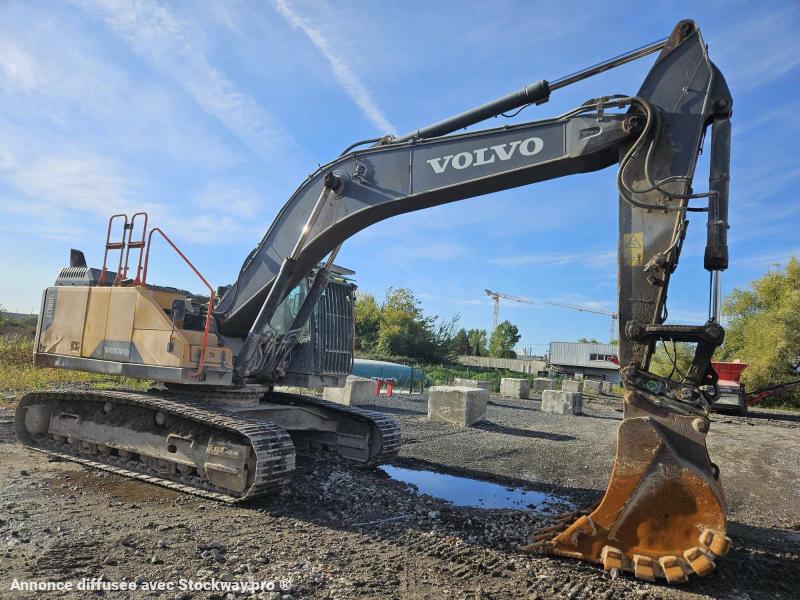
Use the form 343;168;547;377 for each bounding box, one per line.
521;392;729;582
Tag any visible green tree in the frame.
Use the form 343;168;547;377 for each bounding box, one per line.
377;288;427;358
354;293;381;352
489;320;520;358
377;288;457;362
718;257;800;408
452;328;471;356
467;328;488;356
578;337;600;344
650;342;696;380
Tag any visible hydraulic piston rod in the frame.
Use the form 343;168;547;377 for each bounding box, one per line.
549;37;668;91
393;37;667;143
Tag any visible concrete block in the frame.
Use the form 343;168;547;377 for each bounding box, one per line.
561;379;583;393
541;390;583;415
533;378;556;393
428;386;488;427
323;375;375;406
500;377;529;399
582;380;602;395
453;378;493;392
601;381;613;394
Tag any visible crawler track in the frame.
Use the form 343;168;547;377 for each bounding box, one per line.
266;391;402;466
15;389;295;502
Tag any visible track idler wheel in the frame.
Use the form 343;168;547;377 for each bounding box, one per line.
521;391;730;583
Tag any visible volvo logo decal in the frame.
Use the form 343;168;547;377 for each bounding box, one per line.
426;137;544;174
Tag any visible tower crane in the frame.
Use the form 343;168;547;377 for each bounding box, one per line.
485;289;618;341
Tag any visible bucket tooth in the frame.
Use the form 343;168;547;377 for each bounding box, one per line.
522;391;727;583
683;547;715;576
600;546;624;572
700;529;731;557
632;555;656;582
659;556;689;584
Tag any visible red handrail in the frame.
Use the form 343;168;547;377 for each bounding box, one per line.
123;211;149;285
99;213;128;286
141;227;215;379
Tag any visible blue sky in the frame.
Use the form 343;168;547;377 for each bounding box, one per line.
1;1;798;353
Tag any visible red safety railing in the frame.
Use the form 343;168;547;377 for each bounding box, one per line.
99;214;128;286
124;212;148;285
141;227;215;380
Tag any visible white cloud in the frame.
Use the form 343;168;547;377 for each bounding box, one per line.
195;183;264;219
10;155;136;214
712;6;800;90
0;14;243;170
416;293;487;307
0;196;86;241
731;158;800;206
0;36;40;93
487;250;615;269
74;0;301;167
0;144;254;247
381;240;468;262
664;309;712;325
273;0;395;134
735;249;800;270
159;213;251;246
733;104;800;139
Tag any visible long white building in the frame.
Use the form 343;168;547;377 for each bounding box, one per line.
548;342;620;383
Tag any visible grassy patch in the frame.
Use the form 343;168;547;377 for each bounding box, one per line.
0;312;37;339
0;337;151;406
421;363;553;393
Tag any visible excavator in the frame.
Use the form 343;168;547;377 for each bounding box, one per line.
17;20;732;583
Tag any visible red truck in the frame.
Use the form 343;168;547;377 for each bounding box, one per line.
711;361;749;416
712;361;800;416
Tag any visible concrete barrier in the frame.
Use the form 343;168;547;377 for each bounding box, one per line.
500;378;529;399
601;381;613;394
453;378;493;392
533;378;556;393
323;376;375;406
582;380;602;395
541;390;583;415
561;379;583;393
457;355;546;375
428;386;488;427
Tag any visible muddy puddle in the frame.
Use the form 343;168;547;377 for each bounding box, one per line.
381;465;572;511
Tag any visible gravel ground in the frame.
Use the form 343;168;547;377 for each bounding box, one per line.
0;392;798;599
